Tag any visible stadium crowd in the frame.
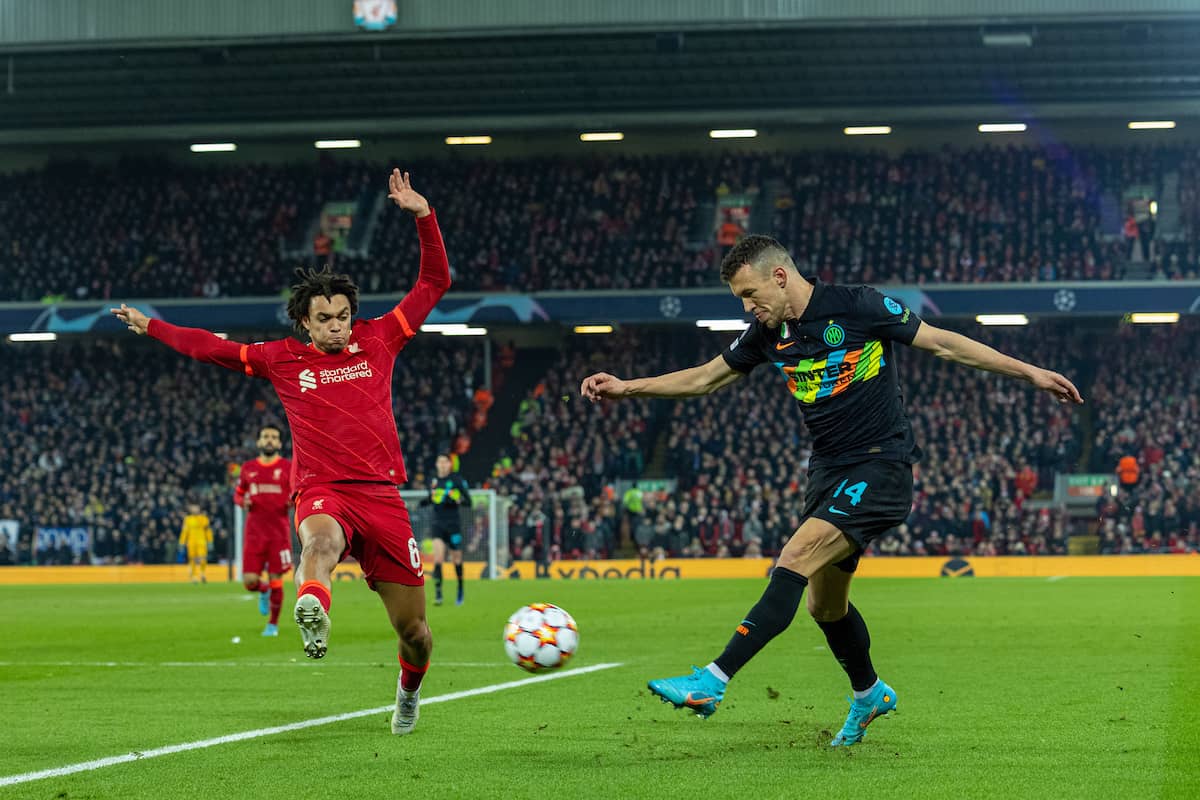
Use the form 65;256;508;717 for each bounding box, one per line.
3;320;1198;566
0;144;1191;302
482;324;1113;564
0;335;485;566
1087;321;1200;554
487;330;681;562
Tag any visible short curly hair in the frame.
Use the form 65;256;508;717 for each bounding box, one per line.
286;265;359;336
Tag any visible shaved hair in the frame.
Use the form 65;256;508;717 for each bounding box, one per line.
719;234;798;283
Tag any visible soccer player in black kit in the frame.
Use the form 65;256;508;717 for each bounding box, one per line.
580;235;1083;746
423;454;472;606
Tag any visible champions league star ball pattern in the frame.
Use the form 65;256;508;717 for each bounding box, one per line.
504;603;579;672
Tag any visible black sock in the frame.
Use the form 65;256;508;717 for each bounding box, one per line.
713;566;808;680
816;603;877;692
433;564;443;594
454;562;463;585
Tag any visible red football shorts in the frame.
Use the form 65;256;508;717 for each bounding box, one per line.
242;522;293;576
294;482;423;589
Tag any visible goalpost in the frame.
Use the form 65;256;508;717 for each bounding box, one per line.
233;489;511;581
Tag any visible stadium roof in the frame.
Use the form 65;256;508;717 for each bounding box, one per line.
5;19;1200;141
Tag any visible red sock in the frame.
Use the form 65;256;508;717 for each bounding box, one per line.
400;656;428;692
269;579;284;625
298;580;331;612
246;582;267;594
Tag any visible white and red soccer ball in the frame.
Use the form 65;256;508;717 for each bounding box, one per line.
503;603;579;672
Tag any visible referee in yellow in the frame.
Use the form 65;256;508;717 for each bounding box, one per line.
179;502;213;583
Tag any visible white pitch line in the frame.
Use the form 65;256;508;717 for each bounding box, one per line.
0;661;505;668
1046;576;1068;582
0;662;622;789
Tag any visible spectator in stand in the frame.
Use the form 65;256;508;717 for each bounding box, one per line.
1117;454;1140;488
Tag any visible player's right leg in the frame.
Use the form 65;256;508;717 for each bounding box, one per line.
243;538;270;616
293;513;347;659
648;517;854;718
376;581;432;735
244;573;270;616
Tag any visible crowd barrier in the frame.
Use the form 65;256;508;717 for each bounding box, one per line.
1;554;1197;585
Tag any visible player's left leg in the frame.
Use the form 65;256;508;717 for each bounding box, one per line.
808;562;896;746
450;540;464;605
376;581;432;735
648;518;853;717
431;537;446;605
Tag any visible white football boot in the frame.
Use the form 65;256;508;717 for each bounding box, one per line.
293;594;330;659
392;675;420;735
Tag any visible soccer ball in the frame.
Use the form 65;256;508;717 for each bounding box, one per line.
503;603;579;672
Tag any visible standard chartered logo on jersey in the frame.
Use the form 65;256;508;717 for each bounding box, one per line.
298;361;373;393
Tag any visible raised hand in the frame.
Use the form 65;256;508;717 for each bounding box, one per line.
580;372;628;403
387;169;431;217
110;303;151;335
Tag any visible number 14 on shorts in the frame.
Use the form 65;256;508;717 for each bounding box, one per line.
828;478;869;516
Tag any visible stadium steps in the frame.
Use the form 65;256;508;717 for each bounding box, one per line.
458;348;557;484
1156;170;1182;239
1072;335;1102;472
1099;190;1122;238
643;426;672;478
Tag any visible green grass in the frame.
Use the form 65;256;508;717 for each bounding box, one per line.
2;577;1197;799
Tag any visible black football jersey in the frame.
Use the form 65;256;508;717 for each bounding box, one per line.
722;278;923;468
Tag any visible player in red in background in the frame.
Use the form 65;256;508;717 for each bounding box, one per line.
235;424;293;637
112;170;447;735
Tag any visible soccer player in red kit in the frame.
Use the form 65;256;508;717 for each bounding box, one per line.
235;424;293;637
112;170;445;735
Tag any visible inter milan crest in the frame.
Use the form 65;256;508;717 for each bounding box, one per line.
823;321;845;347
354;0;398;31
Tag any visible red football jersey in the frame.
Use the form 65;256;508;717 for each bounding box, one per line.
148;211;450;497
235;456;292;524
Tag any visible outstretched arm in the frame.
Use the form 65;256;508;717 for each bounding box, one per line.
910;321;1083;404
110;303;258;374
388;169;450;330
580;354;744;402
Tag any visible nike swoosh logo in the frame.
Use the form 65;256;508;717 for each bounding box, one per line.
828;506;850;516
685;693;716;706
775;341;792;351
859;707;880;728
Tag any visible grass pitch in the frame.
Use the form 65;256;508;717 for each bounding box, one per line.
2;576;1197;799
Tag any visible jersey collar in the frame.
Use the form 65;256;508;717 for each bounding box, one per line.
792;276;824;325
